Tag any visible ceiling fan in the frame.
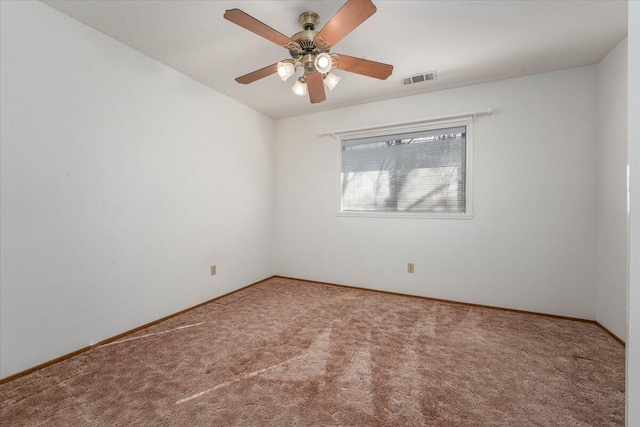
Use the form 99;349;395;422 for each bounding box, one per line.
223;0;393;104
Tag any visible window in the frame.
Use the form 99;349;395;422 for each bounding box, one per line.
338;117;473;218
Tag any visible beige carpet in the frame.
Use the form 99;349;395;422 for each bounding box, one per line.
0;277;625;426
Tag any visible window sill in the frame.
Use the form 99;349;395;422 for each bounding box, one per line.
335;212;474;220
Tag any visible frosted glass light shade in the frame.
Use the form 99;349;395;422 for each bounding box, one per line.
314;53;332;74
292;78;308;96
323;72;341;91
277;61;295;81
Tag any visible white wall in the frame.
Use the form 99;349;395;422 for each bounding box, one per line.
596;38;628;341
0;1;275;379
627;1;640;423
275;67;599;319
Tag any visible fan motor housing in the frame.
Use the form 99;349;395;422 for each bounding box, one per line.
290;13;320;58
291;30;318;54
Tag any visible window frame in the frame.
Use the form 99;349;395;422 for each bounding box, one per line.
336;116;474;219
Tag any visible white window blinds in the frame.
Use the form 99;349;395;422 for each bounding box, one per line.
341;125;467;213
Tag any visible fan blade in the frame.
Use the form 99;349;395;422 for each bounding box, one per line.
307;73;326;104
224;9;299;49
334;54;393;80
315;0;377;48
235;63;278;84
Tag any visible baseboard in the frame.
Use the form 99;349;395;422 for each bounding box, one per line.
594;321;626;346
0;275;276;385
274;275;626;346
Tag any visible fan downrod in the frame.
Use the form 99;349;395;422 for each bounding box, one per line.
298;12;319;30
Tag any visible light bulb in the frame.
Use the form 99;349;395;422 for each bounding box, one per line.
314;53;332;74
323;72;341;91
317;56;329;69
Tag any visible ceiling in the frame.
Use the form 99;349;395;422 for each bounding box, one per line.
42;0;628;120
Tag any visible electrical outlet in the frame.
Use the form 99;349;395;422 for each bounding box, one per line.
407;263;414;273
210;265;217;276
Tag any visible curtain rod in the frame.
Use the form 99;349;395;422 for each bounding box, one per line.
317;108;493;139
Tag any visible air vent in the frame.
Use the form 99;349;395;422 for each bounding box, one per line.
402;71;437;86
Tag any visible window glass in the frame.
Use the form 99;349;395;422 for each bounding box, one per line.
339;120;472;217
